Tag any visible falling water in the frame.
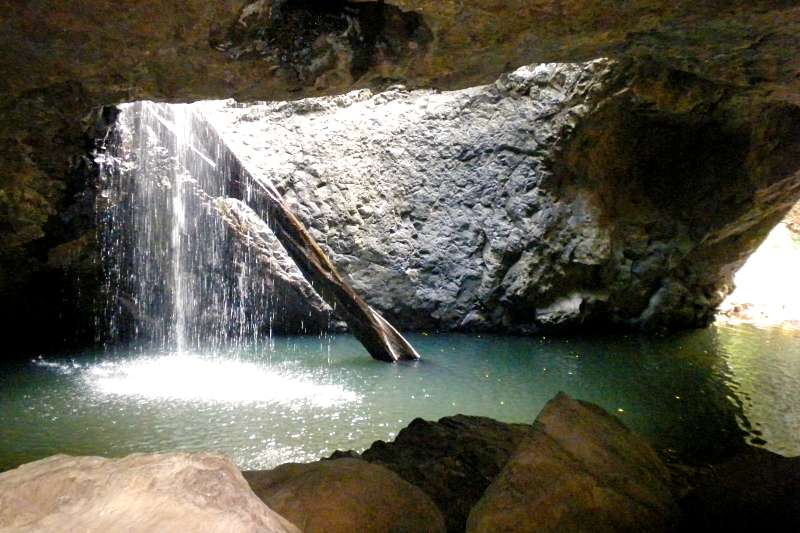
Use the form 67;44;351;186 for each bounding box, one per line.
95;101;289;353
170;107;189;353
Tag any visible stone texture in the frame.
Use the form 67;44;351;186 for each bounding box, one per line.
0;95;113;356
2;1;799;104
201;57;800;332
3;0;800;349
243;458;446;533
786;200;800;237
202;60;614;332
0;453;300;533
560;61;800;330
466;392;679;533
679;447;800;532
339;414;537;533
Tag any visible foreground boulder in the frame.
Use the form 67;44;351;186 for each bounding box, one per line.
244;458;445;533
0;453;299;533
679;447;800;532
466;393;679;532
350;415;537;532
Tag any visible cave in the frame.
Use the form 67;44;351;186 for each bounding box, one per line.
1;1;800;531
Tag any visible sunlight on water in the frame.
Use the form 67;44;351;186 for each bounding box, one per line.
2;328;798;473
716;324;800;455
79;354;359;407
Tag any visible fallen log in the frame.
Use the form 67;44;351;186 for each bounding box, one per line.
229;171;420;363
177;105;421;362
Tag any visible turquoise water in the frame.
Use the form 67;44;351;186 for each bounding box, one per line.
1;324;798;472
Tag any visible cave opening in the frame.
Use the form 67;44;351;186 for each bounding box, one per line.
718;202;800;329
3;0;800;526
2;60;799;482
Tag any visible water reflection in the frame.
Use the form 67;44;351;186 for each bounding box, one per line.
715;324;800;456
1;327;798;472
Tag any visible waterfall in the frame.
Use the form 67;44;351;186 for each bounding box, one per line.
96;102;276;353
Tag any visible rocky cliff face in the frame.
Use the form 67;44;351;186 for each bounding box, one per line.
204;57;800;332
204;61;616;332
786;201;800;237
2;0;800;348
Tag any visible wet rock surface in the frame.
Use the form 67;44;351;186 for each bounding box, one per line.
0;453;300;533
216;197;337;330
330;414;538;532
466;392;679;532
244;457;446;533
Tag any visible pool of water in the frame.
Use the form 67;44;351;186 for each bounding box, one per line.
1;324;798;472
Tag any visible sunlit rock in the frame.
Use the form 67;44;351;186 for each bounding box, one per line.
202;60;618;333
200;57;800;333
466;392;679;532
3;0;800;349
717;211;800;328
244;458;446;533
0;453;300;533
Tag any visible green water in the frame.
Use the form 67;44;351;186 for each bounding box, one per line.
1;324;798;472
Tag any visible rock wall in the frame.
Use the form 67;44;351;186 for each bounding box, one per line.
786;201;800;237
204;60;614;332
2;0;800;348
2;1;798;104
204;58;800;333
0;93;115;354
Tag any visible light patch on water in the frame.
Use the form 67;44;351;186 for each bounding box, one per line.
36;354;360;408
8;330;797;472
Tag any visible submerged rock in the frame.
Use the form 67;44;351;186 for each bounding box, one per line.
243;458;445;533
338;414;537;532
0;453;299;533
466;392;679;532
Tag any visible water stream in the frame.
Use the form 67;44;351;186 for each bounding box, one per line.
96;101;294;353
